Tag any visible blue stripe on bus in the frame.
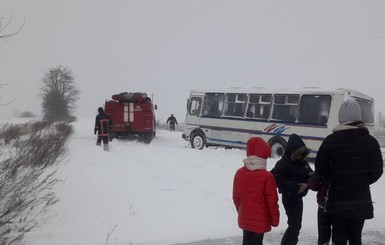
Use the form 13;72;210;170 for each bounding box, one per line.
207;137;246;146
186;123;326;142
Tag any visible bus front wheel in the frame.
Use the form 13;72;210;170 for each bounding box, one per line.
191;132;205;150
268;137;287;159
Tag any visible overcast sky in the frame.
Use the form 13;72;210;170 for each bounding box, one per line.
1;0;385;122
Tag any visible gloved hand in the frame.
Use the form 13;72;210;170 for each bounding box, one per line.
94;129;97;135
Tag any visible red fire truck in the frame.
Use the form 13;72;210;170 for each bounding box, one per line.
104;92;156;143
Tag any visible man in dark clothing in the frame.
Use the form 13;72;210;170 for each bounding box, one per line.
271;134;313;245
94;107;113;150
166;114;178;131
315;100;383;245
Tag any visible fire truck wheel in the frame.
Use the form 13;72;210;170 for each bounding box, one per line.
142;133;154;144
191;132;205;150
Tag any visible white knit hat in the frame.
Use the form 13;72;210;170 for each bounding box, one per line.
338;100;361;124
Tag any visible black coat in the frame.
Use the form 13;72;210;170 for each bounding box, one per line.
271;134;314;198
315;123;383;219
167;116;178;126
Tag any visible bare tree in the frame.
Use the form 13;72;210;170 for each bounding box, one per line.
40;66;80;121
0;14;25;42
0;82;16;106
0;15;69;245
1;15;24;105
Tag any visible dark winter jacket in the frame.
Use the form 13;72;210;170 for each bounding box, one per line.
271;134;313;198
95;113;113;136
167;116;178;126
315;122;383;219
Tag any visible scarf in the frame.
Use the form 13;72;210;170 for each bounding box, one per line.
243;156;267;171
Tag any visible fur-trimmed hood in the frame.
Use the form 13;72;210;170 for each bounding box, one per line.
284;134;310;162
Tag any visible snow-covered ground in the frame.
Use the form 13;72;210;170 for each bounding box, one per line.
8;118;384;244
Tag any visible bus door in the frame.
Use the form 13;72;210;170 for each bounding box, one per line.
200;93;225;144
186;96;203;126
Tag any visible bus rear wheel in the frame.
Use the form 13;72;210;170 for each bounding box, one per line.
191;132;205;150
268;137;287;159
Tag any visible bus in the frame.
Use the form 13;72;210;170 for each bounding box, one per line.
181;87;374;158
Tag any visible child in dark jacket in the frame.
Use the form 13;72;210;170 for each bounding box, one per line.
233;137;280;245
307;172;331;245
271;134;313;245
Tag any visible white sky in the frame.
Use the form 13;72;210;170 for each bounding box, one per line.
1;0;385;122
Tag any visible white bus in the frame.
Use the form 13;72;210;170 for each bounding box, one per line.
182;87;375;158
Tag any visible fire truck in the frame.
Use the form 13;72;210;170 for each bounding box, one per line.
104;92;156;143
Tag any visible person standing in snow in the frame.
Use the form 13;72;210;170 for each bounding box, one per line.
233;137;280;245
271;133;313;245
166;114;178;131
314;100;383;245
307;172;331;245
94;107;113;150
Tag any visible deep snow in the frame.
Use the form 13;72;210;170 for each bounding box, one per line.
7;118;384;245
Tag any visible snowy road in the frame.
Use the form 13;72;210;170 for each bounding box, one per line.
20;118;385;245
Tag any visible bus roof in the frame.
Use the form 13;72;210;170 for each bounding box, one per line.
189;87;374;101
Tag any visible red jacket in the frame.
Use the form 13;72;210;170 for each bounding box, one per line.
233;166;280;233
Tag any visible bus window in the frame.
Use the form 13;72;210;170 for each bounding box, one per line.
189;97;202;116
202;93;225;117
246;94;272;119
224;93;247;117
271;94;299;122
298;95;331;124
355;98;374;124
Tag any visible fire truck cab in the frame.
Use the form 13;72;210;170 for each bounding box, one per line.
104;92;156;143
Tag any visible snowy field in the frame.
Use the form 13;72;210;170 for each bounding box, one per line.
3;118;383;245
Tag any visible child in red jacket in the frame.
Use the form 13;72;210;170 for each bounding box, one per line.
233;137;280;245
